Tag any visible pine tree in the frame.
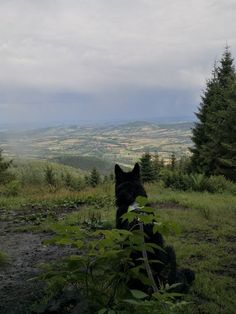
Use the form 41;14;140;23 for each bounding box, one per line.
140;153;155;182
216;89;236;181
170;153;176;170
89;168;101;187
191;63;221;174
191;47;236;180
152;153;161;180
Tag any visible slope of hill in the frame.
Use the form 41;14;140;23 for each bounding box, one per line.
10;159;86;186
53;155;115;175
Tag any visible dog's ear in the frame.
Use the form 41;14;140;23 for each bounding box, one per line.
132;163;140;178
115;164;124;180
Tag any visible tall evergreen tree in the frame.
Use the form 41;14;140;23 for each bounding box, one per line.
215;88;236;181
191;47;236;180
152;153;161;180
170;152;177;170
140;153;155;182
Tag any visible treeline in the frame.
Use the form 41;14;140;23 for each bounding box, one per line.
140;152;236;194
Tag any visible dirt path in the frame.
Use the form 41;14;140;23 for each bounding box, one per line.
0;209;78;314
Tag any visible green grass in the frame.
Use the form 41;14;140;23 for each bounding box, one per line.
144;184;236;314
147;183;236;211
0;183;114;210
0;182;236;313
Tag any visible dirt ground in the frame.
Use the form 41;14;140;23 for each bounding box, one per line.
0;208;79;314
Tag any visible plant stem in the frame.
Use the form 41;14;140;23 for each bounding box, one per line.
139;222;158;293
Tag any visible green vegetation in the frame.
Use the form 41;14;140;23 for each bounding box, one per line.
140;152;156;182
0;148;13;183
37;197;185;314
139;152;236;194
191;47;236;181
54;155;114;175
88;167;101;187
1;180;235;313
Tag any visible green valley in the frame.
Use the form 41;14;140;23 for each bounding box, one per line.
1;121;193;167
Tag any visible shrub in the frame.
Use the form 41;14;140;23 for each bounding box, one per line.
45;165;56;186
3;180;21;196
0;149;14;184
207;175;236;194
160;169;236;194
189;174;210;192
160;169;192;191
61;172;84;191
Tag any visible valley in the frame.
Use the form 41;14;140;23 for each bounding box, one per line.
0;121;193;166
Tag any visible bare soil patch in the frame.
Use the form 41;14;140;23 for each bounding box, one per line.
0;208;79;314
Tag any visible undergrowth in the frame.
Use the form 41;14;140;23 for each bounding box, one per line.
34;197;188;314
1;183;236;313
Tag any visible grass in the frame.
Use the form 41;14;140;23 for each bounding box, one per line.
0;183;114;210
0;182;236;313
145;184;236;314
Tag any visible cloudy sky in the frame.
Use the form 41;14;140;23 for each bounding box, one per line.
0;0;236;125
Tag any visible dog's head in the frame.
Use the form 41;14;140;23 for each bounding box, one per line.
114;163;147;207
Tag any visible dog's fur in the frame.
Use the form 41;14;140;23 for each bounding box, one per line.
115;163;195;291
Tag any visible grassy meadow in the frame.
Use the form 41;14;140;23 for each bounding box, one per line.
0;179;236;313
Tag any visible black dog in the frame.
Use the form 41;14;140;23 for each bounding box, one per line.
115;163;195;292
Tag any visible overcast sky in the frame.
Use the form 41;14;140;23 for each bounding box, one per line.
0;0;236;125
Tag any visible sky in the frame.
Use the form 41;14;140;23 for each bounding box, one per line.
0;0;236;126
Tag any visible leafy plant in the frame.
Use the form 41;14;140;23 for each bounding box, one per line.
36;197;185;313
189;174;209;192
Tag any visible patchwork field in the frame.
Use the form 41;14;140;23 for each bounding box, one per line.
0;121;193;166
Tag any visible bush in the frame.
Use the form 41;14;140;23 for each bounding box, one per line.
3;180;21;196
160;170;236;194
189;174;210;192
17;164;44;186
160;169;192;191
0;149;14;184
207;175;236;194
45;165;57;187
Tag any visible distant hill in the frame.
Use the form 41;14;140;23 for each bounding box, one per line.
54;155;115;175
1;121;193;165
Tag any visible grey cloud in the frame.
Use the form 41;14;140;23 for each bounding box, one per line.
0;0;235;124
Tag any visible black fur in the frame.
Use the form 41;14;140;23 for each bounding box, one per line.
115;163;195;291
